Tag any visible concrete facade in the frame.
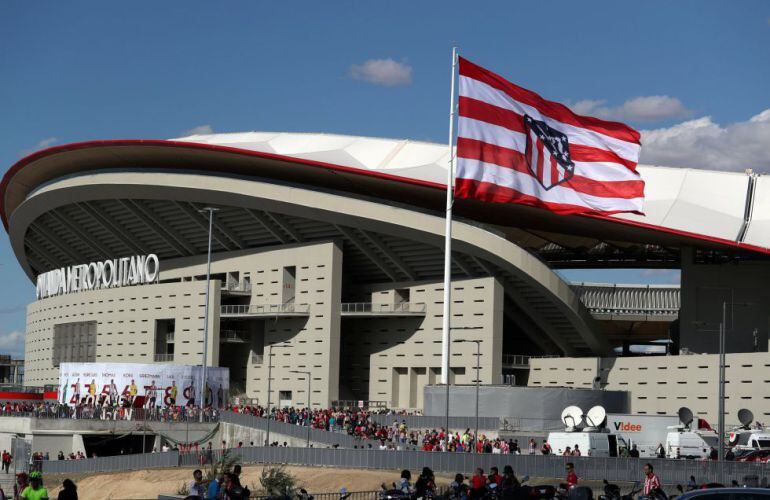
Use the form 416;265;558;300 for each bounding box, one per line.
529;352;770;425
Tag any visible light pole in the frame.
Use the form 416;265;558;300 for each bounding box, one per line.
455;339;481;453
290;370;312;447
199;207;218;422
694;300;753;467
265;343;288;447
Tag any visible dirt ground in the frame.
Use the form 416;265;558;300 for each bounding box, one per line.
39;465;630;500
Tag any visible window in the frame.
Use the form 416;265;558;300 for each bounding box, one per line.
154;319;175;362
282;266;296;304
52;321;96;366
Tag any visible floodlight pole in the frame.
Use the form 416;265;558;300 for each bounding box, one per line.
455;339;481;453
199;207;218;422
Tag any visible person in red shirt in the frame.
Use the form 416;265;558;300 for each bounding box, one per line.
565;463;578;489
488;467;503;487
643;463;661;497
470;468;487;498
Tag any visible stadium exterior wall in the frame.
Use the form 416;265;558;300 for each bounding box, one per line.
529;352;770;425
423;385;630;430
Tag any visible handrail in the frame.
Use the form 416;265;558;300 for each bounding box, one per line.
221;303;309;315
154;353;174;362
340;302;426;314
502;354;559;366
220;330;248;342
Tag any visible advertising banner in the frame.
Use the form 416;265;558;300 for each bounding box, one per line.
58;362;229;408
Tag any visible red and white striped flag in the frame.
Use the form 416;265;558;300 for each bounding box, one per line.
455;57;645;215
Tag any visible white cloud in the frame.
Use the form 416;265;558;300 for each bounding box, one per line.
348;58;412;87
572;96;692;123
18;137;58;157
0;330;24;357
182;124;214;136
639;109;770;171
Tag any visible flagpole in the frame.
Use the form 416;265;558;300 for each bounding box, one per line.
442;46;458;438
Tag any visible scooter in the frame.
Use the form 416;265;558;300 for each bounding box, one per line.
598;480;641;500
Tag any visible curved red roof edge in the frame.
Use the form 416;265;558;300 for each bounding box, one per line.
2;139;769;256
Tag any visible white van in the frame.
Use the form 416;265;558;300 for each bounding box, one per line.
665;428;719;459
546;431;619;457
729;430;770;451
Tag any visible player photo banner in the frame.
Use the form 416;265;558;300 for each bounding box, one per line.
58;362;229;408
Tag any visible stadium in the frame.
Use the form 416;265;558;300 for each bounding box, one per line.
2;131;769;422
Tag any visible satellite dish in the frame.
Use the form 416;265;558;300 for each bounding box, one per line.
585;405;607;429
738;408;754;428
561;406;583;431
678;407;694;428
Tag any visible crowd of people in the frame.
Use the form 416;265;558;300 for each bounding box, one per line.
0;401;218;423
229;405;552;454
0;471;78;500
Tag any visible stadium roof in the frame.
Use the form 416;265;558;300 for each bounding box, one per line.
3;132;768;271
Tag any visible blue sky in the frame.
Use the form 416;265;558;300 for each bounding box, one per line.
1;1;769;355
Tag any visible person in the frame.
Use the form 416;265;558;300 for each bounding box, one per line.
14;472;29;500
397;470;413;495
20;471;48;500
563;446;572;456
709;447;718;460
56;479;77;500
188;469;206;498
571;444;581;456
725;448;735;461
72;379;81;406
655;443;665;458
629;444;640;458
207;474;223;500
488;467;503;487
222;473;245;500
1;450;11;473
449;473;468;500
686;475;697;491
57;451;64;461
642;463;661;498
565;463;578;489
469;468;486;499
128;379;138;403
528;439;536;455
541;442;551;455
500;465;520;498
415;467;435;499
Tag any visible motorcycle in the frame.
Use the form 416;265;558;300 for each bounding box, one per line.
598;480;641;500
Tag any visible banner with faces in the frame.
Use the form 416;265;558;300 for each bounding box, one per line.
58;362;229;408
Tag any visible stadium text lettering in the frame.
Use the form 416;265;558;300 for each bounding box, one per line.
35;254;159;300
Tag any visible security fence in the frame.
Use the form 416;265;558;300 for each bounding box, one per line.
38;446;770;485
38;450;179;474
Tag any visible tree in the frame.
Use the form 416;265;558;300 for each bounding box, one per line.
259;465;299;497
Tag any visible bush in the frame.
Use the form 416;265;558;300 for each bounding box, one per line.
259;465;299;497
176;482;189;496
206;448;241;482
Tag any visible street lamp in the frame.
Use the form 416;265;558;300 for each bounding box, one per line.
454;339;481;453
265;343;289;447
290;370;312;447
199;207;218;422
693;300;754;466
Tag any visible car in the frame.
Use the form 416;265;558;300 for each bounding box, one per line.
676;488;770;499
736;449;770;462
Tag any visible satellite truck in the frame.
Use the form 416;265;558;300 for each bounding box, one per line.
547;405;619;457
728;408;770;452
664;407;720;459
548;406;718;459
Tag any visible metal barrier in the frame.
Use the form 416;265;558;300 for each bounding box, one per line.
39;450;179;474
368;414;501;431
340;303;427;315
36;447;770;485
221;304;310;316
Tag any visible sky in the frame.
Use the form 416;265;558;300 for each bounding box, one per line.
1;1;769;356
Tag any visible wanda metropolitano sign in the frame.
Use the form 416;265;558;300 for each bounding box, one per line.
36;254;160;300
58;362;229;408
